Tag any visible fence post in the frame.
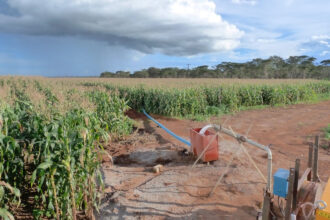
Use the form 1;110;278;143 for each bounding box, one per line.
307;143;313;181
312;136;319;182
262;191;271;220
292;159;300;211
285;168;295;220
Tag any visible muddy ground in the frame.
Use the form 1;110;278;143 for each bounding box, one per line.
97;101;330;220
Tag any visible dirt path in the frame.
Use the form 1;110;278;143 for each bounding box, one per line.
97;101;330;220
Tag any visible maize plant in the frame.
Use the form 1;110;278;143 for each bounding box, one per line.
0;78;134;219
84;80;330;116
88;90;133;137
0;103;22;220
29;109;109;219
0;76;329;219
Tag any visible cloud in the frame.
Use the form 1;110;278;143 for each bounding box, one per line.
320;51;329;56
0;0;243;56
213;0;330;61
300;35;330;57
311;35;330;40
231;0;257;5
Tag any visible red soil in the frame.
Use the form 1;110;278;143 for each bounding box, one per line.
99;101;330;220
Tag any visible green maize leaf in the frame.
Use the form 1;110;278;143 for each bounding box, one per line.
0;208;15;220
36;161;53;170
0;186;4;200
13;187;20;198
31;161;53;185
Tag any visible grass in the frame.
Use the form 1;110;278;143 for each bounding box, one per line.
321;124;330;150
322;125;330;150
325;125;330;140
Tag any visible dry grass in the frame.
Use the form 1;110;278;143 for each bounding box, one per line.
0;76;97;115
1;76;322;89
0;86;12;104
55;77;322;88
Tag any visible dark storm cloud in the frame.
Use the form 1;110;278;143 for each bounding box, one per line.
0;0;243;56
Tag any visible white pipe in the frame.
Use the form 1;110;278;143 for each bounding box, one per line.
199;124;213;135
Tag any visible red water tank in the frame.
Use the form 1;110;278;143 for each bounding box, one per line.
190;128;219;162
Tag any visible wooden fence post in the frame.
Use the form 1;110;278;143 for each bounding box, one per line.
312;136;319;182
262;191;271;220
292;159;300;211
307;143;313;181
285;168;295;220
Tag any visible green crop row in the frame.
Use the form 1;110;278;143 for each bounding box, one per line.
202;82;328;110
82;81;330;117
0;103;23;220
112;86;208;117
87;90;133;138
0;79;133;219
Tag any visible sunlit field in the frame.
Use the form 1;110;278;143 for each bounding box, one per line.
0;76;329;219
55;77;323;88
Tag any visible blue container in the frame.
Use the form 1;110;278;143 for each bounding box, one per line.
273;168;290;198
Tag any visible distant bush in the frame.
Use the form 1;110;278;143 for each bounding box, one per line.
100;56;330;79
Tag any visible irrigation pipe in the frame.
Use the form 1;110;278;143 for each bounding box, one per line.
142;109;272;191
228;126;267;184
203;124;273;192
206;124;268;196
142;109;191;147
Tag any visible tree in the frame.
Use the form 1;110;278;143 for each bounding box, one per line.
147;67;161;78
132;70;149;78
99;55;329;79
321;59;330;66
115;71;130;77
100;71;116;77
160;68;179;78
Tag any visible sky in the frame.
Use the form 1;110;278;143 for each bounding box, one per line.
0;0;329;76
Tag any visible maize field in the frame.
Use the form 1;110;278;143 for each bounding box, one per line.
0;76;329;219
0;77;132;219
82;80;330;117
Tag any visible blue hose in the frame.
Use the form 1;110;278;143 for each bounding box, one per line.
142;109;191;147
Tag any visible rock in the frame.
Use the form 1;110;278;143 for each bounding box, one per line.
155;145;172;150
113;207;119;214
104;187;113;194
153;164;164;174
101;152;113;164
109;191;121;203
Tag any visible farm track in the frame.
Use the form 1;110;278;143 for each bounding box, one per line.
98;100;330;220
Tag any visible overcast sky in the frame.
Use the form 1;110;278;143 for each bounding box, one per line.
0;0;329;76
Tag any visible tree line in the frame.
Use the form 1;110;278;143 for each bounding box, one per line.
100;56;330;79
